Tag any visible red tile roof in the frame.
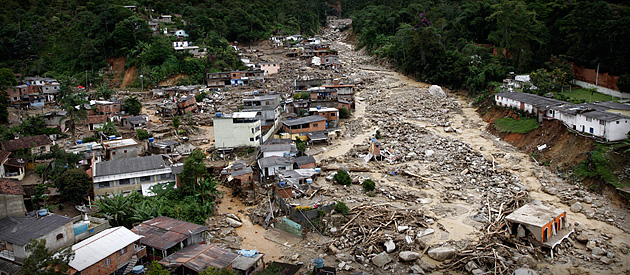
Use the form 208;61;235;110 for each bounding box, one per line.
0;178;25;195
0;135;52;152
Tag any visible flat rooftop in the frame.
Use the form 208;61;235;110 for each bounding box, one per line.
505;203;565;228
102;138;138;148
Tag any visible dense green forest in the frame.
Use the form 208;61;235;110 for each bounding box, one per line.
343;0;630;94
0;0;332;86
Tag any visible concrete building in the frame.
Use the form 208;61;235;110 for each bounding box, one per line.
260;62;280;75
242;94;282;130
92;155;178;197
309;107;339;127
0;213;75;263
282;115;327;134
122;115;148;129
213;112;262;148
495;92;630;141
0;179;26;219
65;142;104;164
131;216;208;261
68;227;145;275
260;144;294;158
206;72;231;87
506;202;572;248
102;138;140;160
258;156;293;178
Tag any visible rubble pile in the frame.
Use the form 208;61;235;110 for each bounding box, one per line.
325;204;439;270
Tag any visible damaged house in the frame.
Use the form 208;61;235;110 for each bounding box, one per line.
505;202;572;248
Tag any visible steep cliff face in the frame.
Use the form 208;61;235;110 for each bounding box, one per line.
479;103;630;201
480;105;594;169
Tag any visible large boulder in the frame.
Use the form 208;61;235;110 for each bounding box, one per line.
427;246;456;261
226;217;242;228
372;252;392;268
399;251;420;262
428;85;446;97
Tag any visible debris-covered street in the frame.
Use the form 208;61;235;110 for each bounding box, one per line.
208;17;630;274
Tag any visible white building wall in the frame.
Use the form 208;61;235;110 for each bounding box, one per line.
575;114;605;137
606;119;630;141
213;118;261;148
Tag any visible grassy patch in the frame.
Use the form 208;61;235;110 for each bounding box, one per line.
494;117;539;134
554;88;617;103
573;144;618;187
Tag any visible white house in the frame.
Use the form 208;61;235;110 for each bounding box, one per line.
550;103;630;141
92;155;178;197
495;92;630;141
258;156;293;178
494;92;565;121
260;144;294;158
213;112;262;148
259;62;280;75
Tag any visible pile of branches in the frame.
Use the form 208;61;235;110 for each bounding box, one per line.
443;191;546;274
327;203;436;256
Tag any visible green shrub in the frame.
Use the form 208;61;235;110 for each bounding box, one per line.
334;201;349;214
339;108;351;119
136;129;150;140
333;170;352;186
81;137;98;143
362;179;376;192
375;130;382;139
35;164;47;177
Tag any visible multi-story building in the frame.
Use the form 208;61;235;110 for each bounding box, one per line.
102;138;140;161
242;94;282;130
213;112;262;148
91;155;178;197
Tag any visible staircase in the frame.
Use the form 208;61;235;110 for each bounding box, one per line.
122;255;138;275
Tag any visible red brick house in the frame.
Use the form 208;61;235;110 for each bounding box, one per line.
282;115;327;134
68;227;145;275
93;101;121;115
177;95;197;114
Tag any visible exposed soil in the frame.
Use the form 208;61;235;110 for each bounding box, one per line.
158;73;189;86
121;66;138;88
480;105;594;169
104;56;126;87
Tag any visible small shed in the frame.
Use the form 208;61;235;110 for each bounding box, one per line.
505;202;572;248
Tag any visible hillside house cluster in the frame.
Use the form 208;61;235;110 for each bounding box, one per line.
3;76;60;108
495;92;630;141
206;69;266;88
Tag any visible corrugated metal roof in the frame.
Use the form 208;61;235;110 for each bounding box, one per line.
282;115;326;127
0;214;72;246
94;155;166;177
69;227;141;271
131;216;208;251
159;244;238;272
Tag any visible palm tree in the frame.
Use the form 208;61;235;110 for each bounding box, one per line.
59;85;88;140
95;192;133;227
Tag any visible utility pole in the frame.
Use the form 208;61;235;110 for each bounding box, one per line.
85;70;88;90
140;74;144;91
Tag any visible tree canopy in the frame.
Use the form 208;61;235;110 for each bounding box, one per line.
345;0;630;94
21;239;74;275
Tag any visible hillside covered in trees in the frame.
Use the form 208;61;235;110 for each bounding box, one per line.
0;0;333;86
343;0;630;94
